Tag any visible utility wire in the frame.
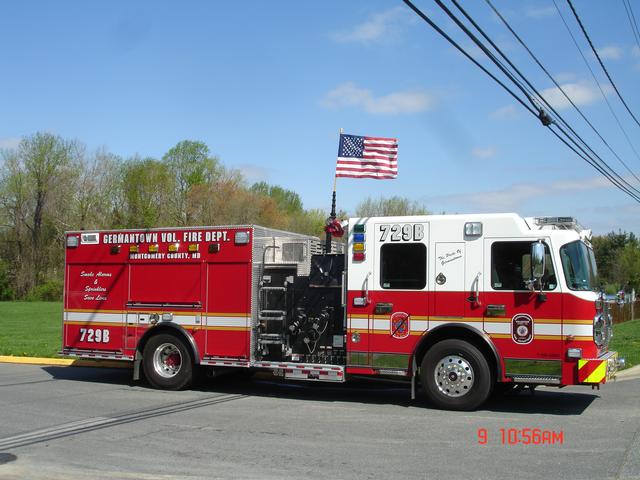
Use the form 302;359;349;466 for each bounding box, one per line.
400;0;537;117
432;0;640;199
482;0;640;185
401;0;640;203
566;0;640;129
553;0;640;166
622;0;640;52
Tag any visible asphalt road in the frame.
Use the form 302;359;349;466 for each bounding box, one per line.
0;363;638;480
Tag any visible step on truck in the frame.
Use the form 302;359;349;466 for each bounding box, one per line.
62;214;624;410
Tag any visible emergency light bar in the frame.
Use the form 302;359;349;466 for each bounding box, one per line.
533;217;591;240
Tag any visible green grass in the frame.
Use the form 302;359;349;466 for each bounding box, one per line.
611;319;640;369
0;301;62;357
0;301;638;369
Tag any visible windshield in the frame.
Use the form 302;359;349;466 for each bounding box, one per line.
560;241;599;291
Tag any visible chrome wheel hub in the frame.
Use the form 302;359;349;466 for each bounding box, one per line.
434;355;474;398
153;343;182;378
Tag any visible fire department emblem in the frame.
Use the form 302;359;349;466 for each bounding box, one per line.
512;314;534;344
390;312;410;339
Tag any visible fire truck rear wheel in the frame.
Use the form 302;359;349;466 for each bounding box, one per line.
420;339;492;411
143;333;194;390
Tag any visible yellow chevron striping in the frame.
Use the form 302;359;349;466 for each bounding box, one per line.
584;361;606;383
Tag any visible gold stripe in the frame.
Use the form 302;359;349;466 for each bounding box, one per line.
66;309;123;314
563;319;593;325
489;334;512;339
584;361;606;383
65;309;249;317
205;326;249;331
64;321;122;327
431;316;483;323
534;318;562;324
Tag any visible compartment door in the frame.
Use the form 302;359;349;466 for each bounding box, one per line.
205;263;251;359
433;242;466;319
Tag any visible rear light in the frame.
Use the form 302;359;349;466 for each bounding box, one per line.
208;243;220;253
148;244;159;253
66;236;79;248
129;245;139;253
235;231;250;244
168;243;179;253
353;252;365;261
188;244;199;253
353;243;365;252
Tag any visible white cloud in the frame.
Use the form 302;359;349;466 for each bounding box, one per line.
0;137;20;150
430;176;614;211
540;81;612;110
596;45;623;60
331;7;410;44
525;5;556;19
472;146;497;159
321;82;435;115
237;163;272;183
490;104;521;120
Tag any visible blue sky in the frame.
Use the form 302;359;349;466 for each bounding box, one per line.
1;1;639;235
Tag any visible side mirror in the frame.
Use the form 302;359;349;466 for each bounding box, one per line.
531;241;545;281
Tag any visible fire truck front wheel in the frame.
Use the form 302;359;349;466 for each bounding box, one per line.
420;339;492;411
143;333;194;390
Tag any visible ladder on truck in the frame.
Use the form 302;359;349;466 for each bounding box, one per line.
257;245;290;353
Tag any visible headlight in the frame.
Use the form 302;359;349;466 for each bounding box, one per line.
593;314;605;347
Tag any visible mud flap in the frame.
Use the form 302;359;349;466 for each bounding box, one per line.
411;355;417;400
133;350;142;381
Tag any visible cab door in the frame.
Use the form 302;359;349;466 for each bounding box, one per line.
483;238;563;374
368;221;430;371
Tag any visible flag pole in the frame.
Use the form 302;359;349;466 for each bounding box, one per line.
325;128;343;253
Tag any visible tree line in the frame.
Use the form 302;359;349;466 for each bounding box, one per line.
0;133;331;300
0;131;638;300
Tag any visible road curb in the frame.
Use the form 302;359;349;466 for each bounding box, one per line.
616;364;640;381
0;355;130;369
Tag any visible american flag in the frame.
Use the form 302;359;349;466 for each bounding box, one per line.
335;134;398;179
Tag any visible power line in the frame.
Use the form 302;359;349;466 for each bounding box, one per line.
400;0;537;118
431;0;640;200
622;0;640;52
482;0;640;185
566;0;640;129
401;0;640;203
552;0;640;165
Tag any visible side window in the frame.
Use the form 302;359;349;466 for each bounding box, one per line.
491;242;556;291
380;243;426;290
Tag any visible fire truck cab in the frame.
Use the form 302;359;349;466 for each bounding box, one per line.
62;214;622;410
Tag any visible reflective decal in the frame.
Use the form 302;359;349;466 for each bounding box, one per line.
390;312;410;339
512;314;534;344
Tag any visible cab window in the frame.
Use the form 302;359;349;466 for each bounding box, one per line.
380;243;426;290
491;241;556;291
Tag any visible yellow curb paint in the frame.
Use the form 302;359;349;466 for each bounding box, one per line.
0;355;130;369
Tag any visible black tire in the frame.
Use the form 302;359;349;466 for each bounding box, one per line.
143;333;194;390
420;339;492;411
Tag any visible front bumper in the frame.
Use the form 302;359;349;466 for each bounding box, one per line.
578;351;622;384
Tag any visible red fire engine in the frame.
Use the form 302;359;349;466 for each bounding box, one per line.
62;214;623;410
